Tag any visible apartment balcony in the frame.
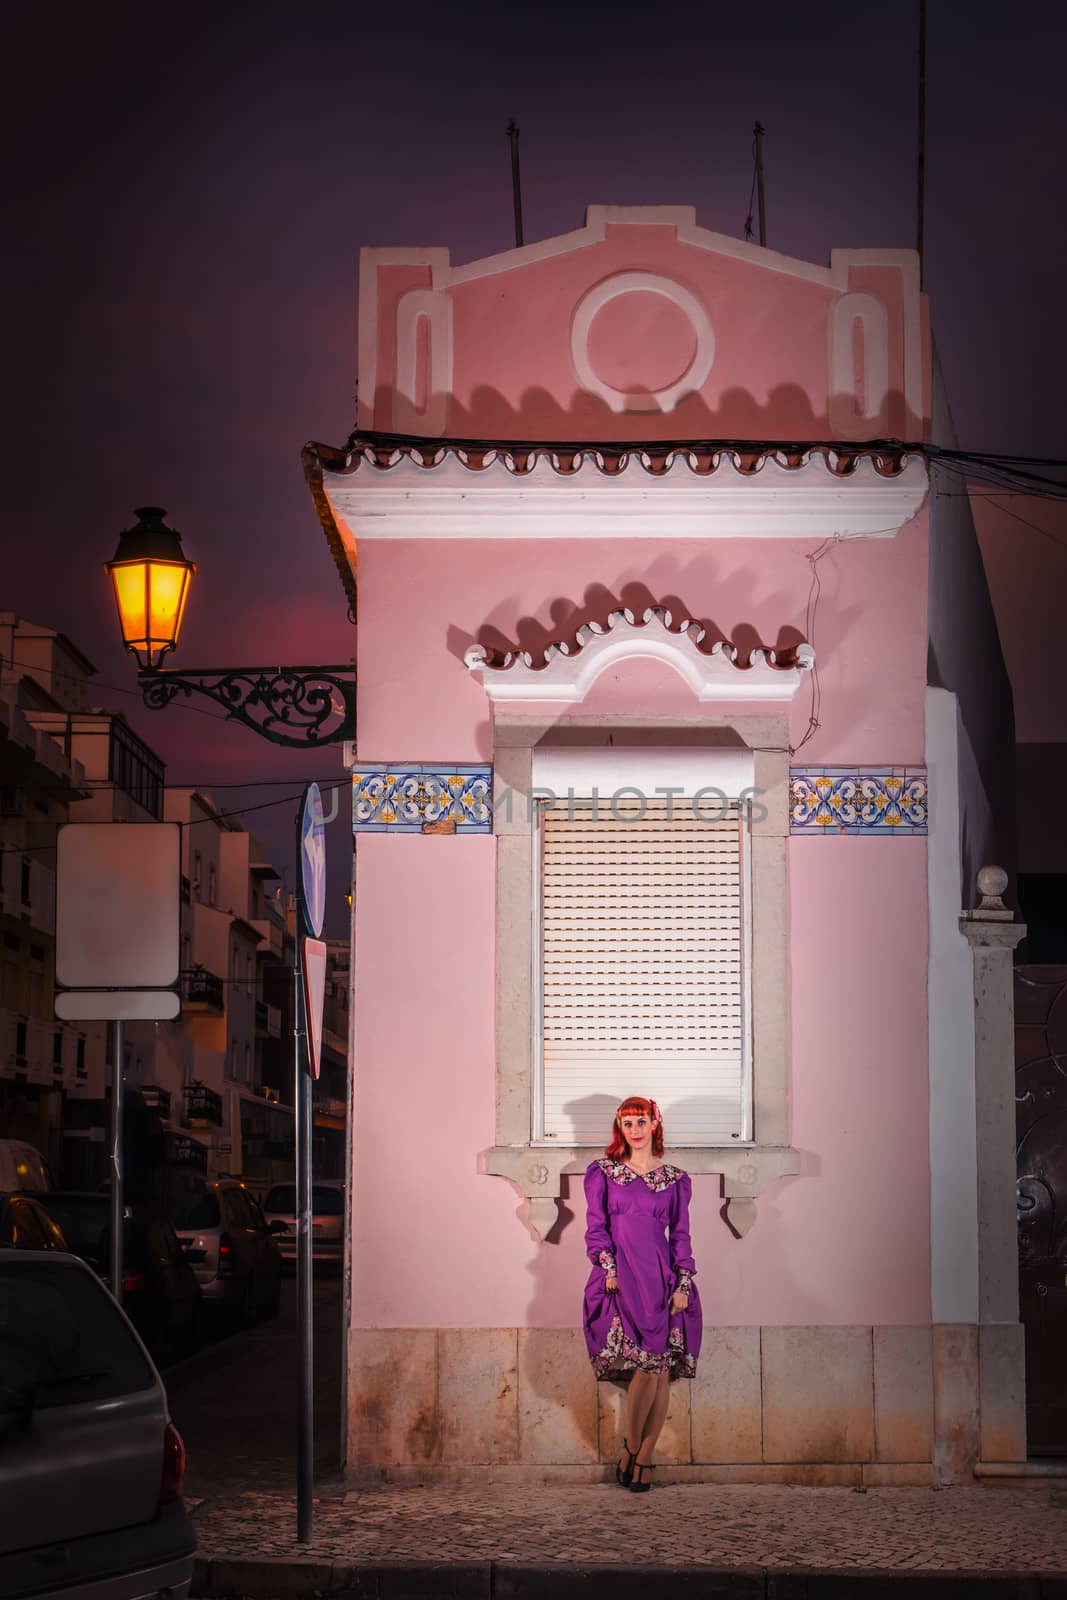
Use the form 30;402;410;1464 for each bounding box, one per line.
181;967;224;1012
323;1025;348;1061
255;1001;282;1037
139;1084;172;1119
312;1095;346;1131
0;855;56;935
0;1007;17;1080
3;700;89;800
163;1130;209;1173
252;907;284;961
184;1083;223;1127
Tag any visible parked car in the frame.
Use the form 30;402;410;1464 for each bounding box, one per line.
0;1192;68;1253
169;1176;282;1326
262;1179;345;1269
36;1192;203;1363
0;1139;51;1193
0;1250;195;1600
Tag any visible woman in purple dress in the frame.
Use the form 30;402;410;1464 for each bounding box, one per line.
583;1095;702;1493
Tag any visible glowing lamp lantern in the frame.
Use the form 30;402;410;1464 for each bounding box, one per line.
106;506;196;669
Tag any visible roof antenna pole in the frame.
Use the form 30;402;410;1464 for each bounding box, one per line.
917;0;926;286
507;119;524;248
754;121;767;247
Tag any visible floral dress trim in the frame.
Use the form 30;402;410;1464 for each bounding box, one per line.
597;1249;617;1275
675;1268;693;1295
590;1315;697;1381
595;1158;684;1192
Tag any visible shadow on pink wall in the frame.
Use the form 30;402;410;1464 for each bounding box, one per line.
369;379;920;447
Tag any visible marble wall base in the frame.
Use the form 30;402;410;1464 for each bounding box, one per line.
345;1323;1024;1486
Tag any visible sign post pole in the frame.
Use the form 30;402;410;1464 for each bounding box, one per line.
294;935;312;1543
295;783;326;1546
109;1019;124;1301
54;823;181;1309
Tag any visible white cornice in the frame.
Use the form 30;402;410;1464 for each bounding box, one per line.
323;451;928;543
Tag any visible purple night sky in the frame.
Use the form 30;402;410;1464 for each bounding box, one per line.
4;1;1065;927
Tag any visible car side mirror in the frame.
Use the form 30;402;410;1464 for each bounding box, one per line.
268;1219;288;1235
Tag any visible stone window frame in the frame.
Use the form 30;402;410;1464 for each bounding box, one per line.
484;710;800;1240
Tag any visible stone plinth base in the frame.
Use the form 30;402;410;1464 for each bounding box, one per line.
346;1323;1025;1485
345;1460;940;1488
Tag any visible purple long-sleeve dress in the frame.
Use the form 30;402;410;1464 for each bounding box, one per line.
582;1158;702;1380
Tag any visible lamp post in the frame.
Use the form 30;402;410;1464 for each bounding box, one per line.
106;507;355;746
106;508;349;1543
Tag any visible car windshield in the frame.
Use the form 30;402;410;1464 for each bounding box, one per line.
37;1196;110;1267
0;1258;156;1415
264;1185;344;1217
167;1188;220;1230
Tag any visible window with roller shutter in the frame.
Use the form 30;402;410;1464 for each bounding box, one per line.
534;797;751;1145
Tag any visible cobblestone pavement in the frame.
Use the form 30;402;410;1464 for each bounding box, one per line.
190;1482;1067;1572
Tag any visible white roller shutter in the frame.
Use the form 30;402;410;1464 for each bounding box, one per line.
538;798;749;1145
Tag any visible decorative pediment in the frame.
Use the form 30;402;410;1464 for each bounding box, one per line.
355;205;928;443
464;606;814;704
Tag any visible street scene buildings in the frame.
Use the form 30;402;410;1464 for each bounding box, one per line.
307;206;1033;1483
0;614;347;1198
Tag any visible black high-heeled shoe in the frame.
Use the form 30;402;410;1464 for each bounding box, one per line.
630;1462;656;1493
615;1438;638;1487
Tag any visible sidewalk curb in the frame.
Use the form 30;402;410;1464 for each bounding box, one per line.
193;1555;1067;1598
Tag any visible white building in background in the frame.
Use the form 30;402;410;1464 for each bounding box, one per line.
0;614;322;1195
162;788;292;1190
0;618;94;1171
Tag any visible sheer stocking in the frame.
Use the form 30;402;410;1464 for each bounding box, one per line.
635;1372;671;1464
621;1370;657;1466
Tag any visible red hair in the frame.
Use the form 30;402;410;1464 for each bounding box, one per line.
605;1096;664;1160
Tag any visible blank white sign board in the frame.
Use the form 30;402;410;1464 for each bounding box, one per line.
56;823;181;999
55;989;181;1021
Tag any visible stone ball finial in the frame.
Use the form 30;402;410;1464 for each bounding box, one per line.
977;865;1008;900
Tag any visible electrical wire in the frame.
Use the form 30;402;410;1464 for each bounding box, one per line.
926;450;1067;501
0;776;343;794
0;660;233;724
0;778;351;858
931;469;1067;555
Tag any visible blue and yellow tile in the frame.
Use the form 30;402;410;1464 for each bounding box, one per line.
789;767;928;834
352;765;493;834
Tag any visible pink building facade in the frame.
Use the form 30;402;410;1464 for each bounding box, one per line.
308;208;1024;1484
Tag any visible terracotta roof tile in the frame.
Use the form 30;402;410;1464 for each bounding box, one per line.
466;604;814;675
341;437;913;480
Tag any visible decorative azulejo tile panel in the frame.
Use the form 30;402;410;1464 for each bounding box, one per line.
352;765;493;834
789;767;928;834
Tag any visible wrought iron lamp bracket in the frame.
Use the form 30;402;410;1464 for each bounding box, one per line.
138;664;355;747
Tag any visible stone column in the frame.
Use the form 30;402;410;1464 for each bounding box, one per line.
950;866;1027;1474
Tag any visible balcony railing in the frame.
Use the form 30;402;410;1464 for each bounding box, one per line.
254;1000;283;1038
163;1130;209;1172
182;967;224;1011
184;1083;223;1127
139;1084;172;1118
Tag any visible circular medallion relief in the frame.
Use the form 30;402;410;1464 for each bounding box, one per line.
570;271;715;414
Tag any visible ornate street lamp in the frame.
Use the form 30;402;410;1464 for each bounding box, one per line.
106;506;196;669
106;507;355;746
